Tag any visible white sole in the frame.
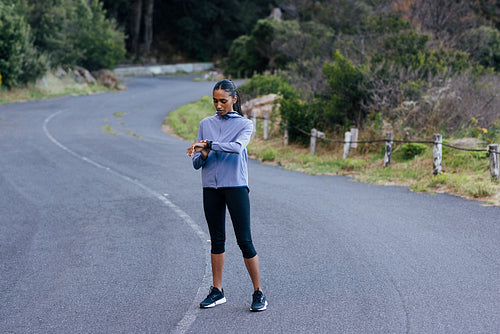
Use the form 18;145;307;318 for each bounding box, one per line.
201;297;227;308
250;300;268;311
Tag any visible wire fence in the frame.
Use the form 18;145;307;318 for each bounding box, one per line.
292;125;500;154
246;113;500;181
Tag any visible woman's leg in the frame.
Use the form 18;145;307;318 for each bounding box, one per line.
244;255;262;291
225;188;261;291
211;253;225;290
203;188;227;289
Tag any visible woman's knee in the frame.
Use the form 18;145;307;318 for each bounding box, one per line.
238;241;257;259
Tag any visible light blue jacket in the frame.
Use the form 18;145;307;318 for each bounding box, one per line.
192;112;253;189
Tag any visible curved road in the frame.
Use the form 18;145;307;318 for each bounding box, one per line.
1;76;499;333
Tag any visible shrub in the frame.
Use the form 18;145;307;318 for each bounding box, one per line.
322;51;366;128
224;35;263;78
239;74;296;100
0;2;48;87
459;26;500;71
393;143;429;160
76;0;126;70
261;148;277;162
26;0;125;70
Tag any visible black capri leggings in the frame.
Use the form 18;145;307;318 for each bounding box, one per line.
203;187;257;259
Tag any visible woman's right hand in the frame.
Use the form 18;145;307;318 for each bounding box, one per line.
187;140;208;157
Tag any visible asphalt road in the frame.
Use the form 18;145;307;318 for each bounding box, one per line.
1;76;499;334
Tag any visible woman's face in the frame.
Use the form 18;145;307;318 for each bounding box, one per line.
213;89;236;116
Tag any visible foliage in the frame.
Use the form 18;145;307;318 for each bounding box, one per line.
239;74;296;100
76;0;126;70
24;0;125;70
225;19;292;77
459;26;500;71
239;74;314;143
261;148;277;162
154;0;274;62
393;143;428;161
224;35;265;78
0;1;48;87
165;95;214;142
322;51;366;128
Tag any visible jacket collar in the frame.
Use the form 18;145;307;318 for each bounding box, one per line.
215;111;241;120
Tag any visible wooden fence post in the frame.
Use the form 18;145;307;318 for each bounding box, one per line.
383;131;393;167
283;127;289;146
489;144;499;181
350;128;358;149
252;114;257;138
433;133;443;175
343;132;352;159
310;128;317;155
263;113;269;140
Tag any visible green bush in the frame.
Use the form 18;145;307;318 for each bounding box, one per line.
239;74;296;100
0;2;48;87
225;19;296;77
393;143;429;160
460;26;500;72
26;0;125;70
240;74;316;144
76;0;126;70
261;148;277;162
224;35;264;78
322;51;366;128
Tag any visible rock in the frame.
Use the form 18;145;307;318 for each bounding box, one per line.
74;66;96;84
91;69;119;88
449;138;486;148
39;77;48;87
54;67;67;77
241;94;278;118
203;71;221;81
269;7;282;20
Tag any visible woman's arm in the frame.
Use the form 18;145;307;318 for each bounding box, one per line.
191;125;208;169
211;121;253;154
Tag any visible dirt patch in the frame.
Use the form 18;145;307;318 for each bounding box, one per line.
161;123;186;141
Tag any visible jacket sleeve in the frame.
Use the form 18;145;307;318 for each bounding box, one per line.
211;120;253;154
192;123;206;170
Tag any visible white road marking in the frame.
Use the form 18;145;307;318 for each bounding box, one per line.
43;109;210;334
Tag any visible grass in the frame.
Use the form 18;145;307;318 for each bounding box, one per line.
101;125;117;135
165;96;500;206
113;111;129;118
0;72;113;105
163;95;214;142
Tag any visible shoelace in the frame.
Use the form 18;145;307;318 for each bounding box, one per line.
253;291;263;302
207;287;220;300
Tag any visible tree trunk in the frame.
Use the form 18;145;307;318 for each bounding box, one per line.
143;0;154;57
130;0;143;56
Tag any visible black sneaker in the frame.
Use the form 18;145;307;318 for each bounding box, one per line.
250;290;268;311
200;286;226;308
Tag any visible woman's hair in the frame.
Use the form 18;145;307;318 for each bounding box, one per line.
213;79;242;115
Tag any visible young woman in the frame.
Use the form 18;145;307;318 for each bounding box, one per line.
187;79;267;312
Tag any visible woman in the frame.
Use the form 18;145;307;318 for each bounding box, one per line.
187;79;267;312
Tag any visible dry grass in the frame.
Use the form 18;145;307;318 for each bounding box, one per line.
0;72;110;104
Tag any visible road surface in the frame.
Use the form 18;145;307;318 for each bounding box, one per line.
1;76;499;333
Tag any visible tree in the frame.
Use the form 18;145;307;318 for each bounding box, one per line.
23;0;125;70
143;0;154;57
129;0;142;56
0;1;47;87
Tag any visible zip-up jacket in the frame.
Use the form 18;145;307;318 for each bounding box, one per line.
192;112;253;189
